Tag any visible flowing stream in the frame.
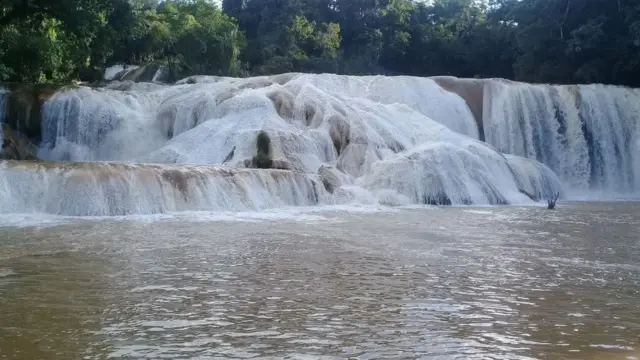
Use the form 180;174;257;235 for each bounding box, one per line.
0;204;638;359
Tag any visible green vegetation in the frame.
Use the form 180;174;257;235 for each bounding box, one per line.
1;0;639;86
253;130;272;169
256;131;271;156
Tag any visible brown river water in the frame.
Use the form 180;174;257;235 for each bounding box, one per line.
0;203;638;359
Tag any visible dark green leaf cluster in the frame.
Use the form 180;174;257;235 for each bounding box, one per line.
1;0;639;86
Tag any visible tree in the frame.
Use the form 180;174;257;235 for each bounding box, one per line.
1;0;639;86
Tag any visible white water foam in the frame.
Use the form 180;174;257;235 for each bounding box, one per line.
0;268;16;277
39;86;170;161
0;162;330;216
40;73;479;165
0;203;401;229
361;140;531;205
504;154;564;201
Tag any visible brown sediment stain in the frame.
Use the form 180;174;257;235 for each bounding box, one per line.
430;76;486;141
266;88;326;129
159;169;192;198
0;159;318;189
267;90;294;119
327;113;351;156
303;102;322;126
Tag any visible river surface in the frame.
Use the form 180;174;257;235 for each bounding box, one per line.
0;203;638;359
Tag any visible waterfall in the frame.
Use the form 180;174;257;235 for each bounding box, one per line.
361;141;541;206
295;74;480;139
39;87;168;162
0;74;568;216
39;73;481;166
0;161;329;216
484;81;640;195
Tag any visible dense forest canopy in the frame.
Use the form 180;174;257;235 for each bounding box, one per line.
1;0;639;86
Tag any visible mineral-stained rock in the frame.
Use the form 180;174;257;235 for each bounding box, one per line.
0;124;39;161
317;165;342;193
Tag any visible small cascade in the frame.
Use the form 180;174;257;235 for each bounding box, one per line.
297;74;480;138
151;68;167;82
36;74;482;171
38;87;168;162
484;80;640;195
504;154;564;201
0;161;329;216
360;140;560;206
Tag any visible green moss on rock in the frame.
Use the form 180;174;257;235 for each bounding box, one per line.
252;131;273;169
256;131;271;157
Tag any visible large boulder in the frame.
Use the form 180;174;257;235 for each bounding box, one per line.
2;83;59;141
0;124;39;160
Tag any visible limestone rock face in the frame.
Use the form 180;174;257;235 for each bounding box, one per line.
0;124;39;160
430;76;487;141
317;165;342;193
2;84;59;141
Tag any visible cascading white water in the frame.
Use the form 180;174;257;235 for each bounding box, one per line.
0;161;329;216
360;140;532;206
40;73;481;166
484;81;640;195
504;154;564;201
39;86;170;161
1;74;566;216
293;74;480;139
